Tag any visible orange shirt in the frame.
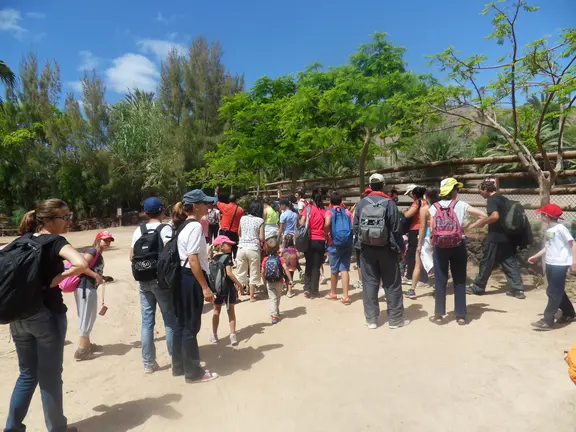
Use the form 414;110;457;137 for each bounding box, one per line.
409;199;425;231
217;202;244;233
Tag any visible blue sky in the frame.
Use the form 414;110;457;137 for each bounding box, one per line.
1;0;574;102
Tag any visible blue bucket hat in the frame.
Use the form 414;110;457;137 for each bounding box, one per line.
182;189;217;205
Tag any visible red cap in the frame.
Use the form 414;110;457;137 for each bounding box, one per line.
96;231;115;241
536;204;564;220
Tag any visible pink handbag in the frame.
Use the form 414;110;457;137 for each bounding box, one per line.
60;251;101;293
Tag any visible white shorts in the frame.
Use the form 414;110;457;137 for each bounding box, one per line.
75;287;98;337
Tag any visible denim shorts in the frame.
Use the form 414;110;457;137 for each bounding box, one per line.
328;246;352;273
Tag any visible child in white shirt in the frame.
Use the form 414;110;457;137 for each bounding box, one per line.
528;204;576;330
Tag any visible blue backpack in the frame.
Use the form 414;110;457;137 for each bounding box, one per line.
264;255;283;282
331;207;353;247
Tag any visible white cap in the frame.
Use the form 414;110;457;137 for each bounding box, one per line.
369;173;385;184
404;184;418;195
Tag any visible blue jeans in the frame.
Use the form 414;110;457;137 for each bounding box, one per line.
5;308;68;432
433;244;467;318
139;280;181;371
544;265;576;325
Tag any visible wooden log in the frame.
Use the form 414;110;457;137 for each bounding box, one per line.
263;152;576;187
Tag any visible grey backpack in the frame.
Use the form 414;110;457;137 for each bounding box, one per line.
359;197;390;247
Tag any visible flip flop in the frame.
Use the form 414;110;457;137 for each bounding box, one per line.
325;293;338;300
340;297;351;305
429;316;444;325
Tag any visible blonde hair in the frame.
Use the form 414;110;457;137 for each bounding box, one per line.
172;202;194;230
19;199;68;234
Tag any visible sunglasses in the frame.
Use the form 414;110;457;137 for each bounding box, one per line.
51;215;72;221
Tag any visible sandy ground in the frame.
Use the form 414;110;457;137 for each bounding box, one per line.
1;226;575;432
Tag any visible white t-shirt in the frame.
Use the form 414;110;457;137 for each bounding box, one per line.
428;200;470;226
545;224;574;266
297;199;307;212
238;215;264;251
177;220;209;273
131;222;173;247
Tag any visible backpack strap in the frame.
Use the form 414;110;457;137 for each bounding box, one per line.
140;223;148;236
448;199;459;210
228;205;239;231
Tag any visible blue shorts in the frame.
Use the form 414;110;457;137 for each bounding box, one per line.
328;246;352;274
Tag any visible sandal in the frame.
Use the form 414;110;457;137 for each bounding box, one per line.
340;297;351;305
287;292;296;298
429;316;443;325
325;293;338;300
250;295;259;303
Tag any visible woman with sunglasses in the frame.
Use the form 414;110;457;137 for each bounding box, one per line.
5;199;87;432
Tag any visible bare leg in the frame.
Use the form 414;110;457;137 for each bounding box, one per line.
212;304;222;335
227;305;236;334
341;271;350;299
249;284;257;300
411;252;423;292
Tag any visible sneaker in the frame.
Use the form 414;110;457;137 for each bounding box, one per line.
378;287;386;297
74;348;96;362
389;319;411;330
416;281;428;288
271;316;279;325
186;370;220;383
230;333;238;346
506;290;526;300
531;319;554;331
144;361;160;374
466;285;484;295
365;321;377;330
209;333;218;344
557;315;576;324
406;289;417;299
353;281;363;290
402;277;410;285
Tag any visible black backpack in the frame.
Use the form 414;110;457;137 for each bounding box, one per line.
132;223;171;281
501;198;528;235
0;233;58;324
157;220;196;292
208;254;230;297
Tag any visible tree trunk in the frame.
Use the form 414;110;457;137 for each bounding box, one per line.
538;172;552;207
256;169;261;198
291;164;297;195
359;128;372;196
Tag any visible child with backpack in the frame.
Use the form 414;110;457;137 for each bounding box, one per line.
262;238;294;324
528;204;576;330
324;192;354;305
281;234;300;297
428;178;487;326
208;235;244;345
72;231;114;361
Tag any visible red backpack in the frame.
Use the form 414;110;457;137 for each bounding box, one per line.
431;200;463;248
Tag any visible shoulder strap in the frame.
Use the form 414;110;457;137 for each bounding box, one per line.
30;233;61;246
365;197;375;205
448;199;459;210
140;223;148;235
433;202;441;211
88;250;101;268
228;205;239;230
175;219;198;237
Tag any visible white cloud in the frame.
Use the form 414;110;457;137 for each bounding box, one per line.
166;32;178;40
26;12;45;19
68;81;83;92
0;8;26;38
137;39;186;60
156;12;169;24
105;53;159;93
78;50;100;71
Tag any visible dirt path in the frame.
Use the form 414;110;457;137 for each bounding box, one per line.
0;227;575;431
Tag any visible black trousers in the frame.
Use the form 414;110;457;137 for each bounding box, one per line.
208;224;219;244
303;240;325;294
219;229;239;259
173;269;205;381
472;241;524;293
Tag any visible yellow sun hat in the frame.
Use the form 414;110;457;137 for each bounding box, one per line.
440;178;464;197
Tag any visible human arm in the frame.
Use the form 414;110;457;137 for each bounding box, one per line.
416;206;429;252
466;205;488;221
259;222;265;243
130;247;134;262
324;212;332;245
386;200;404;256
572;241;576;273
225;264;243;291
404;202;419;218
51;244;89;288
81;251;104;285
282;262;294;286
188;254;214;302
469;211;497;230
528;247;546;264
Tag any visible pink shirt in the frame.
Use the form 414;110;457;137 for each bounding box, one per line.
200;216;209;238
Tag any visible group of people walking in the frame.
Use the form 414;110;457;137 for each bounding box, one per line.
2;172;575;431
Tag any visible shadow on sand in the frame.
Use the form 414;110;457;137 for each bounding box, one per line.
72;394;182;432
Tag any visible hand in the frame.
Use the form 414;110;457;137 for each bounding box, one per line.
95;275;104;286
234;281;243;291
288;281;294;287
398;254;404;264
571;263;576;273
50;275;63;288
527;256;537;265
202;287;214;303
416;245;422;254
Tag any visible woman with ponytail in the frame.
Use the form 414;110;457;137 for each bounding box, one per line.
172;190;220;383
6;199;87;432
298;188;326;298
